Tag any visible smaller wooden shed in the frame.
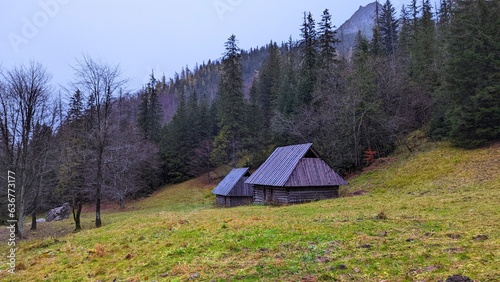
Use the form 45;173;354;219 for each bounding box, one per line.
212;167;253;207
245;143;348;205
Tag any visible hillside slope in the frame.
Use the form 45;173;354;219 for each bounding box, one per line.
1;142;499;281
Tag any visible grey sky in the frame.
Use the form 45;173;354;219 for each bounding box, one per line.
1;0;407;92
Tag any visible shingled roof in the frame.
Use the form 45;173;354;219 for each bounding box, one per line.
212;167;251;196
245;143;348;187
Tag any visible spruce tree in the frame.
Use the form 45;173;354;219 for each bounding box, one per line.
378;0;399;54
161;92;191;182
314;9;341;106
58;89;87;231
256;41;281;124
213;34;246;167
318;9;339;67
429;0;453;139
137;71;162;143
410;0;437;83
370;1;384;56
397;5;412;56
297;12;318;107
445;0;500;147
276;38;298;116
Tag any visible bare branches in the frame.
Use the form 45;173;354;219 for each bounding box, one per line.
69;54;128;227
0;61;53;238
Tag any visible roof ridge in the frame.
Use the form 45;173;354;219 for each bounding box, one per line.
212;167;250;195
245;143;313;186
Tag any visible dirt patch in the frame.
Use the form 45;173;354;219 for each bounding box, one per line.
446;233;462;239
444;274;474;282
472;234;488;241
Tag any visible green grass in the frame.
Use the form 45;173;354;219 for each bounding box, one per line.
1;141;499;281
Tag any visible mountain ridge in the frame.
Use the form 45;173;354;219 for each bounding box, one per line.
336;2;379;57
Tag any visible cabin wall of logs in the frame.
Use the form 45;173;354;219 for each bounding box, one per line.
253;185;340;204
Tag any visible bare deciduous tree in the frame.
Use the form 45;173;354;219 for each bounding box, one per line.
0;62;53;238
71;55;127;227
103;96;159;209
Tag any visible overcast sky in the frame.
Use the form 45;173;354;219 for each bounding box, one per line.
1;0;407;92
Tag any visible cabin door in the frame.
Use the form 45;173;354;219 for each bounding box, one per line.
263;187;273;203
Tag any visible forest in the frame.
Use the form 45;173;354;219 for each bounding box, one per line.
1;0;499;239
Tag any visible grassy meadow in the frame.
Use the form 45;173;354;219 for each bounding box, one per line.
1;141;499;281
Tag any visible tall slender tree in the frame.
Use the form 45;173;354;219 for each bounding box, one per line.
297;12;318;107
71;55;126;228
138;71;162;143
213;34;246;167
371;1;384;56
58;89;87;231
318;9;339;67
378;0;399;54
276;38;299;116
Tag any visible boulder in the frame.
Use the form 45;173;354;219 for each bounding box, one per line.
46;202;70;222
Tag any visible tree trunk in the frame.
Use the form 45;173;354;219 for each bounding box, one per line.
95;196;101;227
119;196;125;210
30;183;41;231
30;210;37;230
16;176;26;239
95;146;103;228
73;200;82;231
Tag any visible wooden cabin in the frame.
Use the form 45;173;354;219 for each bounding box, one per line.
245;143;348;204
212;167;253;207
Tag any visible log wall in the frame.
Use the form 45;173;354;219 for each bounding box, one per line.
253;185;339;204
216;195;253;207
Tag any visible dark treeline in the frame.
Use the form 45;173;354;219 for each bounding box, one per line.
1;0;498;236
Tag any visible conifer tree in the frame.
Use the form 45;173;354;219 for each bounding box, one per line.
250;41;281;145
429;0;453;138
444;0;500;147
403;0;437;124
213;34;246;167
58;89;86;231
412;0;437;86
378;0;399;54
397;5;412;57
370;1;384;56
297;12;318;107
318;9;339;67
276;38;298;116
314;9;341;106
161;92;191;182
137;71;162;143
